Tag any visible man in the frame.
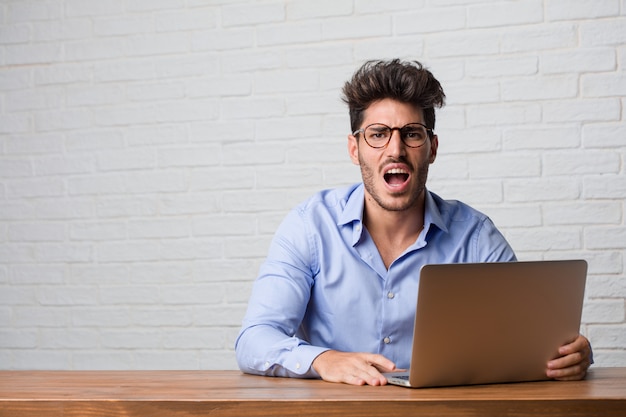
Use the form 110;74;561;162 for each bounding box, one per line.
235;59;592;386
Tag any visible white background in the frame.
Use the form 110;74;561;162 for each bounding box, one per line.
0;0;625;370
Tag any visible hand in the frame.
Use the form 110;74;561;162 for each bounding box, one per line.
311;350;399;386
546;334;592;381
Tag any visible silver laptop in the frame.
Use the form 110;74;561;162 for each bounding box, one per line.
385;260;587;388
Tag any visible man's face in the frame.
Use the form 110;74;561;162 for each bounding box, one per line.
348;98;438;213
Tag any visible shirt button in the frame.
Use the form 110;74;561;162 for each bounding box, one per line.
296;363;301;370
387;291;395;299
383;337;391;344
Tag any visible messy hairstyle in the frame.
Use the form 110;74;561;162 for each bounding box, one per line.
342;59;446;133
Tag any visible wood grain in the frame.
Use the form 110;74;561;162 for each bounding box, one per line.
1;368;625;417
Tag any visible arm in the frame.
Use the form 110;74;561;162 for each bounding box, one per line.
235;209;327;378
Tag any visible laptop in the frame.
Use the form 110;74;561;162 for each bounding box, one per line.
384;259;587;388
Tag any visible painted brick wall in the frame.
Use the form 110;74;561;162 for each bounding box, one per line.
0;0;625;370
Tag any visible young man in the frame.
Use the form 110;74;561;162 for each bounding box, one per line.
235;59;592;386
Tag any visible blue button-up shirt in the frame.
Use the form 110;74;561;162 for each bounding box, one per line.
235;183;516;378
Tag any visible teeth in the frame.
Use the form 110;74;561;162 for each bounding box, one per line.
386;168;408;175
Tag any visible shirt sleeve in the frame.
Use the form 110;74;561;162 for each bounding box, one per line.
474;216;518;263
235;207;329;378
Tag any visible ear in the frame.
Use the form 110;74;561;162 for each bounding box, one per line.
348;134;360;165
429;135;438;164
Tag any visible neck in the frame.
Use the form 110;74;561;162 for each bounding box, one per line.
362;192;426;268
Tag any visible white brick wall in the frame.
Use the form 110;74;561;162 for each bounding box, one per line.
0;0;625;370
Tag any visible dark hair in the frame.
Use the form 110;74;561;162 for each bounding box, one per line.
341;59;446;133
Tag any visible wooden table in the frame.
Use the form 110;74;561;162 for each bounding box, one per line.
1;368;625;417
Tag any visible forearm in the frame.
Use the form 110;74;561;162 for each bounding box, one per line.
235;325;329;378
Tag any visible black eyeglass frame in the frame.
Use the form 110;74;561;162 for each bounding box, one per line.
352;122;434;149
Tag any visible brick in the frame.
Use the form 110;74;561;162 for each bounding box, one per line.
163;328;226;349
71;307;130;327
395;8;466;34
94;15;154;36
154;55;220;78
0;68;31;90
582;72;626;97
0;330;38;348
501;23;577;53
257;22;321;46
540;48;616;74
582;300;625;324
222;2;285;27
64;38;126;61
467;103;542;126
73;351;134;369
287;0;353;19
70;221;127;241
468;0;542;28
97;242;161;263
7;2;63;22
543;150;620;176
0;23;31;44
128;219;190;239
353;38;426;63
189;167;255;191
34;155;95;176
254;69;319;93
502;75;578;101
8;222;65;242
256;116;323;141
132;308;193;326
40;329;100;349
6;178;65;198
221;97;285;120
155;8;218;32
32;19;92;41
466;56;538;78
101;330;162;349
159;238;223;261
134;350;199;370
503;126;580;150
322;15;392;40
161;284;223;305
0;114;31;134
0;158;32;178
543;99;621;123
446;80;500;105
582;123;626;148
506;227;582;252
193;214;256;237
99;285;161;304
65;0;124;17
12;351;71;370
428;31;500;58
588;324;626;348
585;227;626;250
504;178;580;202
34;108;92;131
543;201;622;226
13;307;70;327
580;18;626;46
191;28;255;52
584;174;626;199
546;0;620;20
96;149;156;171
126;0;185;13
256;166;323;189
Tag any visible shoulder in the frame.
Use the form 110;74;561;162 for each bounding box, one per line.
428;190;490;224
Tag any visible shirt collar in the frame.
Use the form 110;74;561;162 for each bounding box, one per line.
338;184;449;246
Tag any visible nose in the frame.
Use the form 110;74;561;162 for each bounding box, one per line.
385;128;406;156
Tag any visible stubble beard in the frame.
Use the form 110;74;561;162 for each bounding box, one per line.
359;155;430;213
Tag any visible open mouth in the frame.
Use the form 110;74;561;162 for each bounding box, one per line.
384;168;409;187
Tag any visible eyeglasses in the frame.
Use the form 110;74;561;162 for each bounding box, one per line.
352;122;433;149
